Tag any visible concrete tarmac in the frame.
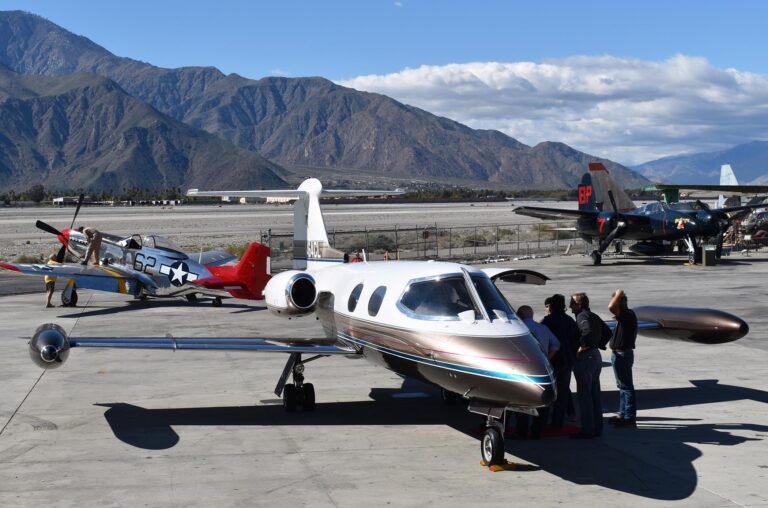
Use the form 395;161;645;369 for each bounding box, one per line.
1;251;767;506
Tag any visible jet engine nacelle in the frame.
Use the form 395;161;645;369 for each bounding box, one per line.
29;323;70;368
264;270;318;317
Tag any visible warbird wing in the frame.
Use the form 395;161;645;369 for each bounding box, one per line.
0;261;149;295
513;206;596;221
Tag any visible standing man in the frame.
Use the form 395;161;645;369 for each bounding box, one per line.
79;226;102;266
515;305;559;439
569;292;606;439
608;288;638;427
44;253;58;308
541;294;580;428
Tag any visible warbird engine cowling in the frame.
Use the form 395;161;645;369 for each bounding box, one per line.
264;270;318;316
29;323;70;369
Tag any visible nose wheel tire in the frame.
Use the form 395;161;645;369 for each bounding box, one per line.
212;297;222;307
481;427;505;466
590;250;602;265
185;294;198;303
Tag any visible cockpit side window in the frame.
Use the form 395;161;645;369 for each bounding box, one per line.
470;274;515;321
398;276;480;320
368;286;387;316
348;283;364;313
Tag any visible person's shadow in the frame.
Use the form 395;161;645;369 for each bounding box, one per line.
96;378;768;500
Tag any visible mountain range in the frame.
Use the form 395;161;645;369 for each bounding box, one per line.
0;10;650;192
635;141;768;185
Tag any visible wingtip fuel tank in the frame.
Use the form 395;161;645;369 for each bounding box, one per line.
29;323;70;368
635;306;748;344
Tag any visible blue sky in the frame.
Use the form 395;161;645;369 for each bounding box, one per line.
6;0;767;79
4;0;768;164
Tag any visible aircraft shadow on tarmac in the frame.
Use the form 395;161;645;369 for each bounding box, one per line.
98;378;768;500
55;300;265;318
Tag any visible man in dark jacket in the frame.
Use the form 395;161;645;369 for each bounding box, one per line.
569;292;606;439
541;294;579;428
607;288;638;427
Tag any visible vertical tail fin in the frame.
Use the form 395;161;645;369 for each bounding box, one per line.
202;241;272;300
292;179;346;270
586;163;637;212
577;172;598;212
228;242;271;300
718;164;738;208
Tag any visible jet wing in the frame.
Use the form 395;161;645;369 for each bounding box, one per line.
188;250;237;267
68;335;356;355
650;183;768;194
0;261;153;294
513;206;596;221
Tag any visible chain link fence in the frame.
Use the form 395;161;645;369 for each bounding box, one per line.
259;222;590;271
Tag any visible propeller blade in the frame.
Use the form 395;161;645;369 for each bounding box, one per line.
696;199;711;212
55;244;67;263
36;220;62;237
606;190;619;213
69;193;85;230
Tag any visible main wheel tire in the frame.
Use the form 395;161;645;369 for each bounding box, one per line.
61;289;78;307
591;251;602;266
302;383;316;412
481;427;505;466
283;384;298;412
185;294;198;303
212;297;222;307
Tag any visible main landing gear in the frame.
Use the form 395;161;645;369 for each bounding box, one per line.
276;353;323;412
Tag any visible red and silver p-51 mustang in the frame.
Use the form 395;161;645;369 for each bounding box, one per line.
28;179;749;466
1;206;271;306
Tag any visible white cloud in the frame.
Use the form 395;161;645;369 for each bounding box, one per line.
337;55;768;165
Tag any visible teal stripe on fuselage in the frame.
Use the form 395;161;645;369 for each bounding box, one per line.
337;331;552;385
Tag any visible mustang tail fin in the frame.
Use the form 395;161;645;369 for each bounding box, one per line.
201;242;272;300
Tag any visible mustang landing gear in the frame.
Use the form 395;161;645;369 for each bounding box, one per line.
276;353;323;412
61;285;78;307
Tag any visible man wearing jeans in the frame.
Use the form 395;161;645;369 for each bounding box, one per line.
607;288;638;427
569;292;605;439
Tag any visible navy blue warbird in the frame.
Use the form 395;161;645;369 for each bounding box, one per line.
514;163;765;265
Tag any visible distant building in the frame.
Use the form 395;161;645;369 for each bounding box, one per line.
52;196;84;206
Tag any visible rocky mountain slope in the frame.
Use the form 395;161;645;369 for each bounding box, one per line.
0;10;650;190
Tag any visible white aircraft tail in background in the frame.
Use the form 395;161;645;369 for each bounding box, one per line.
188;179;402;270
718;164;739;208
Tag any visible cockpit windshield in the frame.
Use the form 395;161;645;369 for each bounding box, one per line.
399;276;480;320
142;235;183;253
398;273;515;321
469;274;515;320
